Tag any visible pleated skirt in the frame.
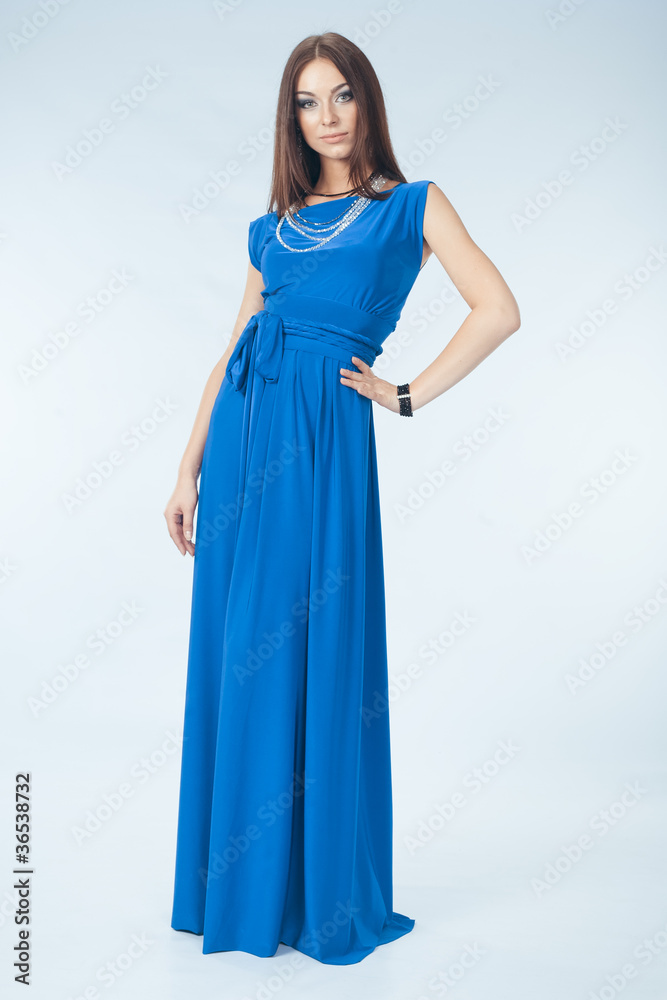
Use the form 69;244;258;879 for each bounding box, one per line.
170;330;415;965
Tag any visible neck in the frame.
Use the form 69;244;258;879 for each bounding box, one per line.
314;160;375;195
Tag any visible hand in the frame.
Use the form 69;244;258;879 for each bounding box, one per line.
339;357;402;413
164;476;199;556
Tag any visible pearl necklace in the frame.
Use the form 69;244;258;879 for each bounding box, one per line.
276;173;387;253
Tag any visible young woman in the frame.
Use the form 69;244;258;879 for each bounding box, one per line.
165;32;520;966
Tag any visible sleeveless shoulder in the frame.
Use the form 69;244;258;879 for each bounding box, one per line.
388;178;434;205
387;179;435;271
248;212;275;271
402;178;435;214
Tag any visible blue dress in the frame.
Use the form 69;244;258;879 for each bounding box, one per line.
171;178;434;965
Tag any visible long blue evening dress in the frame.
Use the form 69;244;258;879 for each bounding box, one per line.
171;178;434;965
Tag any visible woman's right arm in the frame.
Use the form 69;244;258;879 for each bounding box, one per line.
164;260;265;556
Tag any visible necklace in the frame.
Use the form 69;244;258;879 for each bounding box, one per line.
292;182;359;226
292;200;351;227
276;173;386;253
309;185;356;197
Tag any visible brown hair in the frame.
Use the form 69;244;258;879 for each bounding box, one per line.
267;32;407;218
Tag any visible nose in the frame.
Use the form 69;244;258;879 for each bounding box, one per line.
322;102;338;126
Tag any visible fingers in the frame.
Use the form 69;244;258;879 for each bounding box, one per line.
339;364;401;414
340;358;367;387
350;355;370;372
182;511;195;557
341;357;369;377
164;508;185;556
164;506;195;557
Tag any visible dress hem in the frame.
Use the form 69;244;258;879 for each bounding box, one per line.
171;912;415;966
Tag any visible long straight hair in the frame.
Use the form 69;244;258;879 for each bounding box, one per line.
267;32;407;218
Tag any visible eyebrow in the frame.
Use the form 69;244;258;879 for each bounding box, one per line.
294;82;349;96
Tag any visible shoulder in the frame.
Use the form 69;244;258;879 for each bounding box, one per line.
247;212;276;269
405;180;454;223
249;211;276;230
248;211;277;246
388;179;440;208
393;179;441;215
404;179;439;197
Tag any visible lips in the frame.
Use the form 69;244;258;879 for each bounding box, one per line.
320;132;348;144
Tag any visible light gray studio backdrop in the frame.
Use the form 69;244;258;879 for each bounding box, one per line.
1;1;666;997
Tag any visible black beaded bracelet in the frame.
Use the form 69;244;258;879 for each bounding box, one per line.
397;382;413;417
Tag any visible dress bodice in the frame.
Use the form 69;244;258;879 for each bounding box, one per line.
247;179;434;346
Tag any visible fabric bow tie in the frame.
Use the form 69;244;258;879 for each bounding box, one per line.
225;310;285;394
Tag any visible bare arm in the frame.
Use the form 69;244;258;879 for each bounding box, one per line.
340;182;521;411
409;182;521;409
164;260;265;555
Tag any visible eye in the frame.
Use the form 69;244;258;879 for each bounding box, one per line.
295;90;353;110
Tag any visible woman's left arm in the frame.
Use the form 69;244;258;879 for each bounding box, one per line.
341;182;521;412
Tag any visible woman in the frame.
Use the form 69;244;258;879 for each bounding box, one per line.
165;31;520;966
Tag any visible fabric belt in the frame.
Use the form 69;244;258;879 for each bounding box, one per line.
219;295;395;556
225;294;394;394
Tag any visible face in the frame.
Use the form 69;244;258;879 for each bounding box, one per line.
294;58;360;162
